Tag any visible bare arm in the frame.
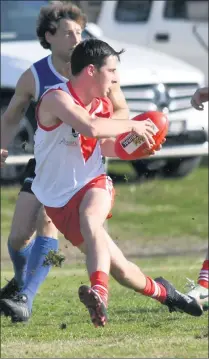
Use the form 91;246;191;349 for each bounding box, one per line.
101;84;129;153
191;86;209;111
100;138;117;158
1;69;35;149
108;83;129;120
40;91;155;144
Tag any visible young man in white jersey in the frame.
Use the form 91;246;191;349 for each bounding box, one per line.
0;1;129;322
186;86;209;311
3;38;202;328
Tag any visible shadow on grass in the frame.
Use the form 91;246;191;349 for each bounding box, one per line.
113;307;162;315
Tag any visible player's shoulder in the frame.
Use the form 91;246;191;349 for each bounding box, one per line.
32;55;49;68
43;82;67;97
18;56;49;85
40;82;69;105
15;67;36;97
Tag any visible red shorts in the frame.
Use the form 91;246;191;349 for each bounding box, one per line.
45;174;115;247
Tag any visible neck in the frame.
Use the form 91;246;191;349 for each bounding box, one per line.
51;54;72;79
70;76;93;108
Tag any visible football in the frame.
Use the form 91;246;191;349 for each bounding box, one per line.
114;111;169;160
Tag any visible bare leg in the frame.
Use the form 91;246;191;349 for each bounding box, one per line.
36;206;58;239
79;188;111;276
78;188;112;327
79;227;146;290
8;192;41;250
78;229;203;318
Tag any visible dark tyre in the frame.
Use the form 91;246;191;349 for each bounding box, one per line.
163;157;202;178
131;159;166;180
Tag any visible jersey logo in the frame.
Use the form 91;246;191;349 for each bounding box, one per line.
72;128;79;138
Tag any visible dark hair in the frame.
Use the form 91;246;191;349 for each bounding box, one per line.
36;1;87;49
71;39;125;76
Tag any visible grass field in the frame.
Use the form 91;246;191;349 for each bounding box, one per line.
1;257;209;358
1;163;208;358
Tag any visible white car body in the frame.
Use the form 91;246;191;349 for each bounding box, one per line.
97;0;208;81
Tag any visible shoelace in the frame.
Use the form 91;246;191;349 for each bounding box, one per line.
185;278;196;290
9;294;25;302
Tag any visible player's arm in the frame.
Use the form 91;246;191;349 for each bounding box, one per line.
100;137;164;158
1;69;35;150
41;90;154;142
191;86;209;110
100;84;129;156
108;83;129;120
100;138;117;158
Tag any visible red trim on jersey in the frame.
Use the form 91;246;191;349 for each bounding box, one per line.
67;81;98;161
79;136;98;162
37;120;62;132
96;97;113;118
67;81;85;107
35;88;63;131
67;81;106;115
66;81;113;162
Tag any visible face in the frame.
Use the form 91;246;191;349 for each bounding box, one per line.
90;56;119;97
46;19;82;62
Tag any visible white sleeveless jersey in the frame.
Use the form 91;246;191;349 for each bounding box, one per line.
31;81;113;207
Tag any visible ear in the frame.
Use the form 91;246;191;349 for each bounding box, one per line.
86;64;96;77
45;31;52;45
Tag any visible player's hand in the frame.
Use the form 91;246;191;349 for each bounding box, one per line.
143;138;166;156
1;149;8;167
191;87;209;111
133;120;156;148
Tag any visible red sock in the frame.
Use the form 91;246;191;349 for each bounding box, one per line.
90;271;109;307
198;260;209;289
137;276;167;303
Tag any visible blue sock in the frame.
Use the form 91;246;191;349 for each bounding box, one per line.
19;236;59;312
8;239;35;290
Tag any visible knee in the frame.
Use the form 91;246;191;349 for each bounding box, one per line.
8;231;32;250
79;213;100;238
36;210;58;238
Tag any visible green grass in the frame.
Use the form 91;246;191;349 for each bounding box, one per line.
1;256;208;358
1;164;208;358
1;165;208;243
109;163;208;239
1;165;208;262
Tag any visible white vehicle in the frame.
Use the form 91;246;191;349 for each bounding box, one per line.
97;0;208;81
1;1;208;182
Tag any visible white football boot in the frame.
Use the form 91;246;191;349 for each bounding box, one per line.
186;279;209;311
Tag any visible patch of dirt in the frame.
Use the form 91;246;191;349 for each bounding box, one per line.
1;236;207;266
50;236;208;264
